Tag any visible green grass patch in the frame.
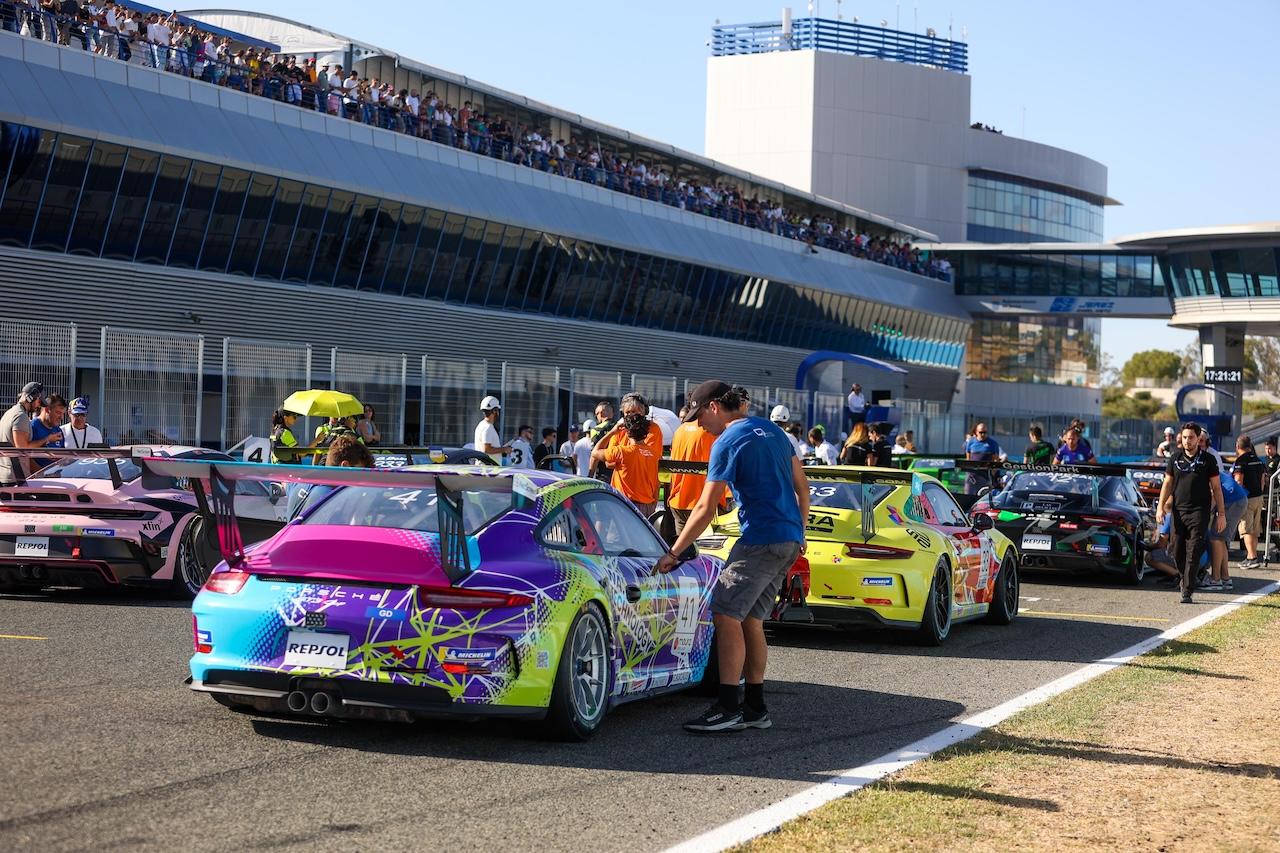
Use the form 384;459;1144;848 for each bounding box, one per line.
743;593;1280;852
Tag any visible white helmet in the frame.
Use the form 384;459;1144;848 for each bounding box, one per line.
770;404;791;423
479;395;501;411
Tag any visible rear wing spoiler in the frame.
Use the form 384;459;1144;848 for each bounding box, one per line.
955;459;1131;478
270;445;459;467
136;457;517;580
0;444;131;489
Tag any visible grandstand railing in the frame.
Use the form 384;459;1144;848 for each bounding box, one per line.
710;17;968;74
0;0;954;285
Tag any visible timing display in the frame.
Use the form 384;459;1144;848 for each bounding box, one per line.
1203;366;1244;384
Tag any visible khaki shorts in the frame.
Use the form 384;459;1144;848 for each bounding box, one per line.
1240;496;1264;536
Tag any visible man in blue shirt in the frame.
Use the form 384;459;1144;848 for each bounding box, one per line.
963;422;1003;495
657;380;808;733
1054;427;1097;465
28;393;67;472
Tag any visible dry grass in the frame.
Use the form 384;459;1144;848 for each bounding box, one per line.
742;595;1280;852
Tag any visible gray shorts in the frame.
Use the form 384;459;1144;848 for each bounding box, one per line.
712;540;803;621
1209;499;1247;542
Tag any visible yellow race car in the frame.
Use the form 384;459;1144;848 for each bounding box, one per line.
697;466;1020;645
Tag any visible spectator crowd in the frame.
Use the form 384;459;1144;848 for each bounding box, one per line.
0;0;953;283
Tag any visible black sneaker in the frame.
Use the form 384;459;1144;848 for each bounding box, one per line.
733;705;773;730
1180;594;1193;604
683;703;743;733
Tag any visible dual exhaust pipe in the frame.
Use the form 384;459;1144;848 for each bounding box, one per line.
1022;555;1051;567
15;565;46;580
286;689;339;716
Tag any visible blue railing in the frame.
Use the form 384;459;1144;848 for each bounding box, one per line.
0;0;953;283
711;17;968;74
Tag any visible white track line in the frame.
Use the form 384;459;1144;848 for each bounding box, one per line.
666;580;1280;853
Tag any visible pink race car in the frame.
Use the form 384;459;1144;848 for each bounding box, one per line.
0;447;282;597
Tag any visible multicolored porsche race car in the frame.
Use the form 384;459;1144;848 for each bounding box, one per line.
697;466;1019;645
139;458;721;740
0;447;281;597
967;462;1156;583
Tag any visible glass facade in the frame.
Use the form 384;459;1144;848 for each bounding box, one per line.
0;122;966;368
966;173;1104;244
965;315;1100;386
953;250;1166;298
1162;247;1280;298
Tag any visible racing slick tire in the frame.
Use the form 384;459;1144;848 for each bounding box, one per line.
442;449;498;466
545;604;611;741
915;559;953;646
984;552;1019;625
171;515;216;599
1123;531;1147;585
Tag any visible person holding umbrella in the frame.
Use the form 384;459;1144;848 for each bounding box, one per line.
280;390;366;463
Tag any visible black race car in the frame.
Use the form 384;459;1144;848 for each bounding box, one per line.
968;462;1157;583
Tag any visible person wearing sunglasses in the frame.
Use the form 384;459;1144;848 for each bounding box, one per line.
963;422;1003;495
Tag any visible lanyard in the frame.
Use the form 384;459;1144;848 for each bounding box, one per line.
68;427;87;449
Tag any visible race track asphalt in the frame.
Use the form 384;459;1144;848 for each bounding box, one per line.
0;566;1273;852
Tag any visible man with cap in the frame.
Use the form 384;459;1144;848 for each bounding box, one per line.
571;419;595;476
1156;427;1176;458
770;405;802;458
60;397;103;448
473;396;511;462
0;382;44;485
558;423;581;470
656;380;808;733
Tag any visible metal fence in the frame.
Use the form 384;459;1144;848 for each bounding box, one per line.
812;392;845;435
421;357;489;445
570;369;622;429
331;350;408;445
99;327;203;445
0;319;75;404
773;387;812;422
222;339;311;449
501;363;561;442
631;373;679;413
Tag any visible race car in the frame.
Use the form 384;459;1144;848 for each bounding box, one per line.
899;455;967;494
696;466;1019;645
0;447;282;597
1124;459;1167;502
140;457;721;740
967;461;1157;583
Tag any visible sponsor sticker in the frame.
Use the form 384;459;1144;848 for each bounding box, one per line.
442;647;498;664
282;630;349;669
196;629;212;645
1088;543;1111;554
536;649;550;669
364;606;407;622
23;524;36;534
511;473;540;501
861;576;894;586
52;524;74;533
80;527;115;537
14;536;49;558
886;506;905;526
142;521;162;533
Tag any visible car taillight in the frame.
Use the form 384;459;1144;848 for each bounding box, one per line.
418;586;534;609
192;615;213;653
203;570;249;595
845;543;914;559
863;597;893;606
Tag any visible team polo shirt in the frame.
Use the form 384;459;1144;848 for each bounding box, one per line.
1166;449;1219;513
706;417;803;545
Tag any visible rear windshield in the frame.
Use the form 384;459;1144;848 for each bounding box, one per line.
303;484;513;534
35;458;141;482
807;482;894;510
1005;472;1093;496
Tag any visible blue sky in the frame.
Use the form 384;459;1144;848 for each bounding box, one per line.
221;0;1279;369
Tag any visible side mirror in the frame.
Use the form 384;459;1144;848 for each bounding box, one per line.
268;482;285;504
647;509;679;548
972;512;994;531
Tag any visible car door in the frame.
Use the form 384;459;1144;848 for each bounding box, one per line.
572;492;702;695
922;481;992;609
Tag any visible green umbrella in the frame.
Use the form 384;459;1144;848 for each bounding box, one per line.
281;389;364;418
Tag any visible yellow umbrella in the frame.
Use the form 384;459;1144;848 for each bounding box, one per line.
281;389;364;418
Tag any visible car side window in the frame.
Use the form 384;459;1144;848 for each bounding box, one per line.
924;483;968;526
538;505;594;554
576;494;667;558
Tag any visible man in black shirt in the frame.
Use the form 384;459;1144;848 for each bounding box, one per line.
867;423;893;467
1156;422;1226;603
1232;435;1267;568
1023;424;1054;465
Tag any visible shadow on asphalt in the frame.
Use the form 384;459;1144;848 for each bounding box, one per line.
766;616;1163;664
242;680;966;779
951;735;1280;780
0;588;188;608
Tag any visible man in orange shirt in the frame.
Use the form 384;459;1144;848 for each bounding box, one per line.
668;411;718;534
591;392;662;515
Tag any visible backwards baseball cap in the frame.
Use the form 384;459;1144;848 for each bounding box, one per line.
479;395;501;411
19;381;43;402
682;379;732;422
70;397;89;415
1164;426;1175;435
